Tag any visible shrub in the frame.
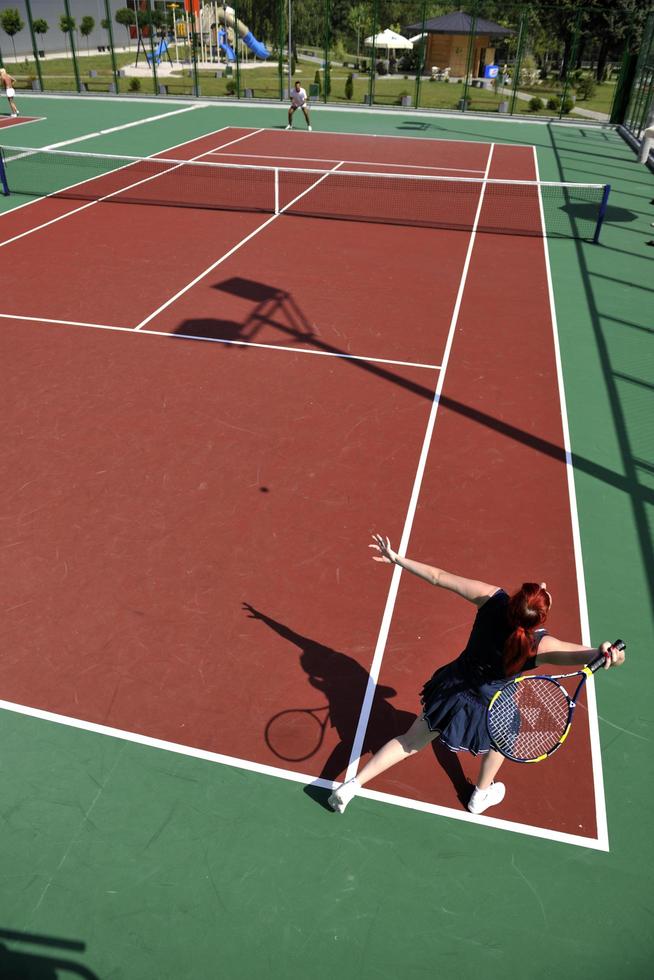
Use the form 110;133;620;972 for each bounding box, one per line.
546;97;559;110
528;96;543;111
344;71;353;101
128;77;141;91
560;97;574;114
575;76;596;100
225;79;236;95
314;69;321;95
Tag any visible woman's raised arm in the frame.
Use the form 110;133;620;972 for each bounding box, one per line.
370;534;498;607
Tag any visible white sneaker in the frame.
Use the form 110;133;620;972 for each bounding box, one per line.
308;125;312;131
467;782;506;815
285;124;292;130
11;113;17;118
328;777;360;813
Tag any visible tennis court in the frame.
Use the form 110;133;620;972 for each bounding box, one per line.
0;97;651;980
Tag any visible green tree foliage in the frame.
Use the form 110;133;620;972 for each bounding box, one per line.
0;7;24;62
59;14;76;56
115;7;135;49
80;15;94;55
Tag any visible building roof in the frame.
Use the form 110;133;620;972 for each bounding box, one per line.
404;11;514;37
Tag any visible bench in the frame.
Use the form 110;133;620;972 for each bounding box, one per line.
81;80;116;93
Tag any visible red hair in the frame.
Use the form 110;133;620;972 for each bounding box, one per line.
503;583;551;675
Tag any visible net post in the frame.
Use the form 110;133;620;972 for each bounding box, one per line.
593;184;611;244
274;168;279;214
0;149;9;196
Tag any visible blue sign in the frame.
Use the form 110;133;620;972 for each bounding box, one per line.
484;65;499;79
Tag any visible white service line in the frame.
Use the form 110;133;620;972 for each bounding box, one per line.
134;161;346;331
44;102;210;150
206;150;486;174
0;695;605;849
0;128;265;250
341;142;496;788
531;144;609;851
0;311;441;372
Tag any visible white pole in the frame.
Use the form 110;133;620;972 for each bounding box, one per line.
274;168;279;214
287;0;292;94
172;8;178;66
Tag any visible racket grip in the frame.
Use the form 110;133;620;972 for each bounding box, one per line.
588;639;625;673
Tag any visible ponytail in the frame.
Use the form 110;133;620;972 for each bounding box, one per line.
503;582;551;675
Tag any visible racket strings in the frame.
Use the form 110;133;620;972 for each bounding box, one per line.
489;680;570;759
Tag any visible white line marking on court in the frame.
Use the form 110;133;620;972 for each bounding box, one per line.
340;142;497;790
0;117;226;222
206;150;486;174
532;144;609;852
134;160;346;331
0;696;605;849
0;311;441;371
0;128;265;249
44;103;210;150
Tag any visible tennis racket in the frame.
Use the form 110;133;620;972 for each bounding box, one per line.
487;639;625;763
264;706;330;762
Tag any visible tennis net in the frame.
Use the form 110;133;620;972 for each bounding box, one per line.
0;145;611;241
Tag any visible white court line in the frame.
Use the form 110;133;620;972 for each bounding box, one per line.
44;103;209;150
0;696;605;849
206;150;486;174
0;311;441;372
0;106;215;222
339;142;497;792
134;160;346;331
0;128;265;250
532;145;609;852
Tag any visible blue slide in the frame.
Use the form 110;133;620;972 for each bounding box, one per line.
242;31;270;60
218;28;236;62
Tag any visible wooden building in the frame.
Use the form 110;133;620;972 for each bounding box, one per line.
404;10;513;78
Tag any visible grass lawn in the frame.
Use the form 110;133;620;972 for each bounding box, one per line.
8;52;616;119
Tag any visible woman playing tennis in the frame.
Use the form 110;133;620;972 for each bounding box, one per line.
328;534;626;816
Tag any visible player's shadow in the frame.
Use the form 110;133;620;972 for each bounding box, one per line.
243;603;470;809
0;927;99;979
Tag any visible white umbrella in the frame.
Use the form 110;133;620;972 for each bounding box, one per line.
364;28;413;51
407;33;426;45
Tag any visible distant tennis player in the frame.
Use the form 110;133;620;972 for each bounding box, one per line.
0;67;19;118
286;80;312;132
328;534;625;816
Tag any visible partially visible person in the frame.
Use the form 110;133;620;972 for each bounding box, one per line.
328;534;625;816
0;67;19;117
286;80;311;131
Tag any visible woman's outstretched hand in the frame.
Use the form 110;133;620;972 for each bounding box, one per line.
370;534;398;565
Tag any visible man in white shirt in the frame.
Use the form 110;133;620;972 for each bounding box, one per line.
286;80;312;131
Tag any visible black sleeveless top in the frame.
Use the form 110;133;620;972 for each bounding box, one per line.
454;589;545;685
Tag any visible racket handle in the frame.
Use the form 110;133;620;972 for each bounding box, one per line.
588;639;625;673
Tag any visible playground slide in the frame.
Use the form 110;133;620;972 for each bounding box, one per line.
218;28;236;62
216;5;270;59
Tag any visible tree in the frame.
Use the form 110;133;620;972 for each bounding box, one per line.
0;8;24;62
59;14;76;57
344;71;353;100
314;68;321;95
80;15;94;56
115;7;135;49
32;17;49;54
347;4;371;61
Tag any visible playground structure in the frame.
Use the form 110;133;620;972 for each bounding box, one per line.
166;2;270;66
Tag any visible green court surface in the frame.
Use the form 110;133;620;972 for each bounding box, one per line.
0;96;652;979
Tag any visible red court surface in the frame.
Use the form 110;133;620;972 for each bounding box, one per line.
0;127;603;847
